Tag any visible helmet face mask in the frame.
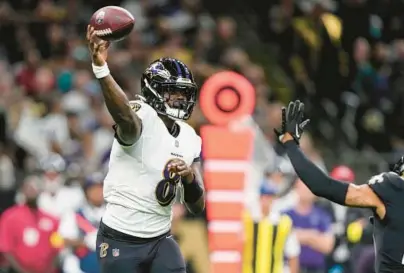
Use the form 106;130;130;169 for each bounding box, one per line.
141;58;197;120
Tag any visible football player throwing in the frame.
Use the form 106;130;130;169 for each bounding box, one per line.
86;26;205;273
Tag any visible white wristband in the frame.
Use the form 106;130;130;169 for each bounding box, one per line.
92;63;110;79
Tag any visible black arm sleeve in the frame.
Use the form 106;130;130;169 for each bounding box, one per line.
284;141;349;205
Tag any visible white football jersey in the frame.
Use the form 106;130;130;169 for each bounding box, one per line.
101;100;202;238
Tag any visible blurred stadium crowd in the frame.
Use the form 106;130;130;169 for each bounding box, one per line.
0;0;402;273
259;0;404;173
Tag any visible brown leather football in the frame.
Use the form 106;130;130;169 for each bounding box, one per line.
89;6;135;41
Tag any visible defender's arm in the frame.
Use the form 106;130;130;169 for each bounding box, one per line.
282;135;385;216
183;162;205;215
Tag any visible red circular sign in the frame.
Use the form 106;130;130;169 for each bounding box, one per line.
200;71;255;125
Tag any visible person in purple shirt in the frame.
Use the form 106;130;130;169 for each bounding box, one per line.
285;179;335;273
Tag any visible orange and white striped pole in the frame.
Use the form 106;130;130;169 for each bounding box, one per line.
199;72;255;273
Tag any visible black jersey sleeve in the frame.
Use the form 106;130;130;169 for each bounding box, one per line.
368;172;404;203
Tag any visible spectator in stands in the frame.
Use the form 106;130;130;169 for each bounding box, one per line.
352;37;393;152
266;101;285;148
355;243;376;273
206;16;238;65
0;144;16;214
0;175;60;273
389;40;404;141
346;217;375;273
87;105;114;167
41;93;70;155
243;182;300;273
269;157;298;214
61;69;94;117
285;179;335;273
15;48;42;96
37;154;85;218
58;173;105;273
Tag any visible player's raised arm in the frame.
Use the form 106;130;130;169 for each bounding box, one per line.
86;26;141;145
275;101;385;217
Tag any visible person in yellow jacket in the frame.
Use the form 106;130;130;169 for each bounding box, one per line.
243;182;300;273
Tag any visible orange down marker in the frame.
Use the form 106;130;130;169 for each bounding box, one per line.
199;71;255;273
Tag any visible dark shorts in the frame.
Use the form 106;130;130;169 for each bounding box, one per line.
96;221;186;273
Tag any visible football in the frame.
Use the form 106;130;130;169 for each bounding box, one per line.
90;6;135;42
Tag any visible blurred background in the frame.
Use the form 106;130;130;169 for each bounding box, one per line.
0;0;403;273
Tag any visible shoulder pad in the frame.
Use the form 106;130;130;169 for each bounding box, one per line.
385;171;400;178
128;100;157;121
385;172;404;190
368;173;386;185
369;172;404;191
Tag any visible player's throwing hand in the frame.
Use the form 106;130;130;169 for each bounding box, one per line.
275;100;310;144
86;25;110;66
167;159;194;183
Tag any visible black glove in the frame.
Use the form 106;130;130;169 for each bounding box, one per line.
274;100;310;144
